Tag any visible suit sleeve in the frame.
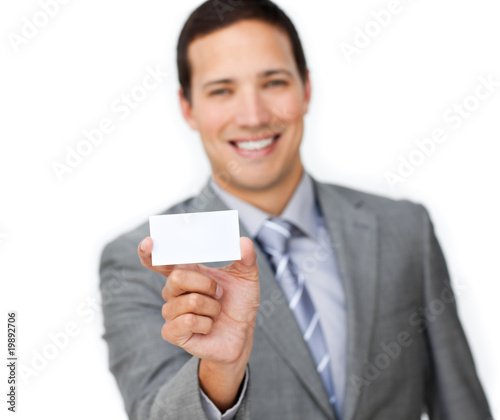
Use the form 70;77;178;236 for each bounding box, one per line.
419;205;493;420
99;236;250;420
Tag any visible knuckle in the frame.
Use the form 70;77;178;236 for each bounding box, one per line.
161;284;169;301
184;313;196;328
187;293;201;309
161;303;169;320
165;270;183;297
169;269;183;285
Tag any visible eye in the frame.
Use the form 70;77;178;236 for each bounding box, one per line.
209;88;231;96
266;80;288;88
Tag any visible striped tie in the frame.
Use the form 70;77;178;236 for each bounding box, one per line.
257;218;337;410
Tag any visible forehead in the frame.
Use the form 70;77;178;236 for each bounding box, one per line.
187;20;298;84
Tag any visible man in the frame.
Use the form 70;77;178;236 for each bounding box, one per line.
99;1;492;419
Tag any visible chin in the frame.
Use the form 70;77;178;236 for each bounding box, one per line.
238;173;283;191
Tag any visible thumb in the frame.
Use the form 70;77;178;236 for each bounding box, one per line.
224;237;258;280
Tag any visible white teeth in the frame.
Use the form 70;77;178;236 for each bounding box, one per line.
235;137;275;150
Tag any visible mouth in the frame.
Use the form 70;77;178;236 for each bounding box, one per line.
229;134;281;157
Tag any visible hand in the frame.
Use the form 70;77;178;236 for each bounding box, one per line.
138;236;259;411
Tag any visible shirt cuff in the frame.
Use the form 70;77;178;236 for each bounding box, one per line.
199;367;249;420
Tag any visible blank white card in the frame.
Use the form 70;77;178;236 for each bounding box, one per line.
149;210;241;266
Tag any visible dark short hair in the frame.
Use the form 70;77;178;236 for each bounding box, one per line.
177;0;308;102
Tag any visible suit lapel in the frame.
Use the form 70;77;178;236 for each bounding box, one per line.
315;181;379;420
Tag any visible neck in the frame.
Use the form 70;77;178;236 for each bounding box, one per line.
213;164;304;216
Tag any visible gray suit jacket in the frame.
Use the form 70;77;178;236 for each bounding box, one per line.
99;178;492;420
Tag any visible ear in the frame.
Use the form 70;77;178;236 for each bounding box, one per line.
302;70;312;114
178;88;198;131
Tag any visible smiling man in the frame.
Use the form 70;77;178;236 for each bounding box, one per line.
178;17;309;216
99;1;492;420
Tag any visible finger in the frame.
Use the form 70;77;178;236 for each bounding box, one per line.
221;237;258;280
238;237;258;269
137;236;176;277
162;314;214;345
162;293;222;321
162;268;223;301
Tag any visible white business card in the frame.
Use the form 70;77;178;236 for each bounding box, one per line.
149;210;241;266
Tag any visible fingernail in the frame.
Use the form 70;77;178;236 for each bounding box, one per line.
215;284;223;298
140;239;147;251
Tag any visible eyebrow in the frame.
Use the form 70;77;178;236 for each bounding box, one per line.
202;69;293;89
203;78;233;89
259;69;293;78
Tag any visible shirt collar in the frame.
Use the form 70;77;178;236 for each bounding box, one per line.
209;172;318;240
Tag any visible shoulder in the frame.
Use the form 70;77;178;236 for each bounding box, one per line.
314;180;430;226
314;181;437;263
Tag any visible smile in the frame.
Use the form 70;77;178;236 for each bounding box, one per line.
230;134;281;154
236;137;275;150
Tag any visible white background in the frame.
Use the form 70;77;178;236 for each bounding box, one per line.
1;0;499;419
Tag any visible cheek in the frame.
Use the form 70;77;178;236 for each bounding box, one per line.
269;93;305;128
195;114;223;138
196;103;232;136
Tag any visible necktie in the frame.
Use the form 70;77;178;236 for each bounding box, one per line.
256;218;337;410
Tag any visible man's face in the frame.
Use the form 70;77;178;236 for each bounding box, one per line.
179;19;311;194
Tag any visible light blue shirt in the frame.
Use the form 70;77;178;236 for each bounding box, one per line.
201;172;347;419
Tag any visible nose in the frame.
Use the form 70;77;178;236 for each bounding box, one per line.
233;87;271;129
